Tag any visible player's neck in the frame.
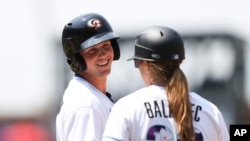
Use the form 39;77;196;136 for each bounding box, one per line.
89;78;107;94
76;73;107;94
80;76;107;94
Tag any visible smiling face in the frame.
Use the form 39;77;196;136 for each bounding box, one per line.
79;40;114;80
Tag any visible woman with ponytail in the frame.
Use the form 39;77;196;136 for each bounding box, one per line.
102;26;229;141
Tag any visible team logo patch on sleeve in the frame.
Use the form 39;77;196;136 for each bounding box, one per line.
146;125;174;141
146;125;203;141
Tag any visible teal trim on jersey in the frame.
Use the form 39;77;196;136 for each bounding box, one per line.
102;136;122;141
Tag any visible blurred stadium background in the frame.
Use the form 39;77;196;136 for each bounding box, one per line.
0;0;250;140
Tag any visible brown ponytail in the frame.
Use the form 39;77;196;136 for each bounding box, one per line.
150;61;195;141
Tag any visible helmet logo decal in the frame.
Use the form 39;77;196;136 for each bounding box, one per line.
151;53;161;59
171;54;179;60
87;18;102;30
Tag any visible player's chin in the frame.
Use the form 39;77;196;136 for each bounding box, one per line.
98;69;111;78
103;66;112;74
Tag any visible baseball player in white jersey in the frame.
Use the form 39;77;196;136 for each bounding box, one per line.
102;26;229;141
56;13;120;141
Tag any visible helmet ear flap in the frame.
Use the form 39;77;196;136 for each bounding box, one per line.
111;39;120;60
62;38;87;73
73;53;86;73
62;38;75;64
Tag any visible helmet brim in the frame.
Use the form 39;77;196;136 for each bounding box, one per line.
127;56;136;61
80;32;120;49
127;56;155;62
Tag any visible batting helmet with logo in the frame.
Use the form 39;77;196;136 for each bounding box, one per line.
128;26;184;62
62;13;120;73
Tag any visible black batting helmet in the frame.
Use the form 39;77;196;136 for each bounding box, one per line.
62;13;120;73
128;26;184;62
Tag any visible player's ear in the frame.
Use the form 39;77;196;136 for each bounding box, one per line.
145;61;151;72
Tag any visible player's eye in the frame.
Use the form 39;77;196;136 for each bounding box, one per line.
88;48;97;54
103;44;111;50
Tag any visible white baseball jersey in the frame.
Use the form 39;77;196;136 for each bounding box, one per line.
102;85;229;141
56;75;113;141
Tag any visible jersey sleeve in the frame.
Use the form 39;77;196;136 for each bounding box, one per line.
102;100;130;141
216;109;230;141
63;107;104;141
